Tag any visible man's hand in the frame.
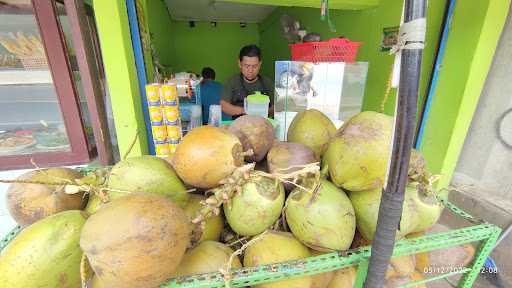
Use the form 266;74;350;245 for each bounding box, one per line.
221;100;245;116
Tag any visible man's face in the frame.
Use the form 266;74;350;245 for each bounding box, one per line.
239;56;261;80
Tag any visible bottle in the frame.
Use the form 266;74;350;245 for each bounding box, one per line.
187;105;202;131
208;105;221;127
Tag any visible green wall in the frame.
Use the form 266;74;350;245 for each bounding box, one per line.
259;0;446;115
145;0;174;68
259;7;372;78
419;0;511;188
170;21;260;83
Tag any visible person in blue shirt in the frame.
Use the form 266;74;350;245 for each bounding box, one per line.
199;67;230;124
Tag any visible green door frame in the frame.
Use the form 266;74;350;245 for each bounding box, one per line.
92;0;149;158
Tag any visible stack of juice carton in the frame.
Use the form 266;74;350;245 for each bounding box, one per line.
145;82;183;157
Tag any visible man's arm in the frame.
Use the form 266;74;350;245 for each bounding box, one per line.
221;77;244;116
221;99;244;116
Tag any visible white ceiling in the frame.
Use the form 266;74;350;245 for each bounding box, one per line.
164;0;276;23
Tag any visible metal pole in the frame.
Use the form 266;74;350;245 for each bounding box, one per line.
364;0;426;287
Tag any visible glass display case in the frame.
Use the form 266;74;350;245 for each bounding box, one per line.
274;61;369;140
0;1;97;169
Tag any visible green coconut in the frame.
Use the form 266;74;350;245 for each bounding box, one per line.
175;241;241;277
285;179;356;251
287;109;336;159
244;231;313;288
349;184;443;241
323;111;393;191
80;193;191;288
184;194;224;243
6;168;84;226
85;155;188;214
0;210;87;287
224;175;285;236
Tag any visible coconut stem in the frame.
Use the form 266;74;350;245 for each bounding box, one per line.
220;230;268;288
254;162;321;192
191;162;321;244
0;179;70;185
80;254;93;288
226;235;250;248
238;149;254;158
190;164;255;243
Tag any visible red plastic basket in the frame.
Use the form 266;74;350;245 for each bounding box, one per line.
289;38;362;63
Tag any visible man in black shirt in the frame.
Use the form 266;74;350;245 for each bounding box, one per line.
221;45;274;119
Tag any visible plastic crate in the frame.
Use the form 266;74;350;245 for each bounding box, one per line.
0;184;500;288
290;38;362;63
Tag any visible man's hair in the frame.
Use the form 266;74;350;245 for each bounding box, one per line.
239;44;261;61
201;67;216;80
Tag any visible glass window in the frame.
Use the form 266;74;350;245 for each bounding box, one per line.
55;2;95;149
0;2;71;156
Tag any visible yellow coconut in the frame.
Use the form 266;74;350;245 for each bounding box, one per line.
6;168;84;225
173;126;244;189
384;271;426;288
385;256;416;279
414;224;475;276
80;193;191;288
244;231;313;288
175;241;241;277
0;210;87;287
310;250;335;288
406;231;430;272
184;194;224;242
91;275;106;288
326;266;357;288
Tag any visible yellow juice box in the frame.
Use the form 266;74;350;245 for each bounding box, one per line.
151;124;167;142
154;140;170;156
164;105;180;125
148;106;164;125
166;125;181;141
162;83;178;106
145;84;161;106
168;143;179;154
